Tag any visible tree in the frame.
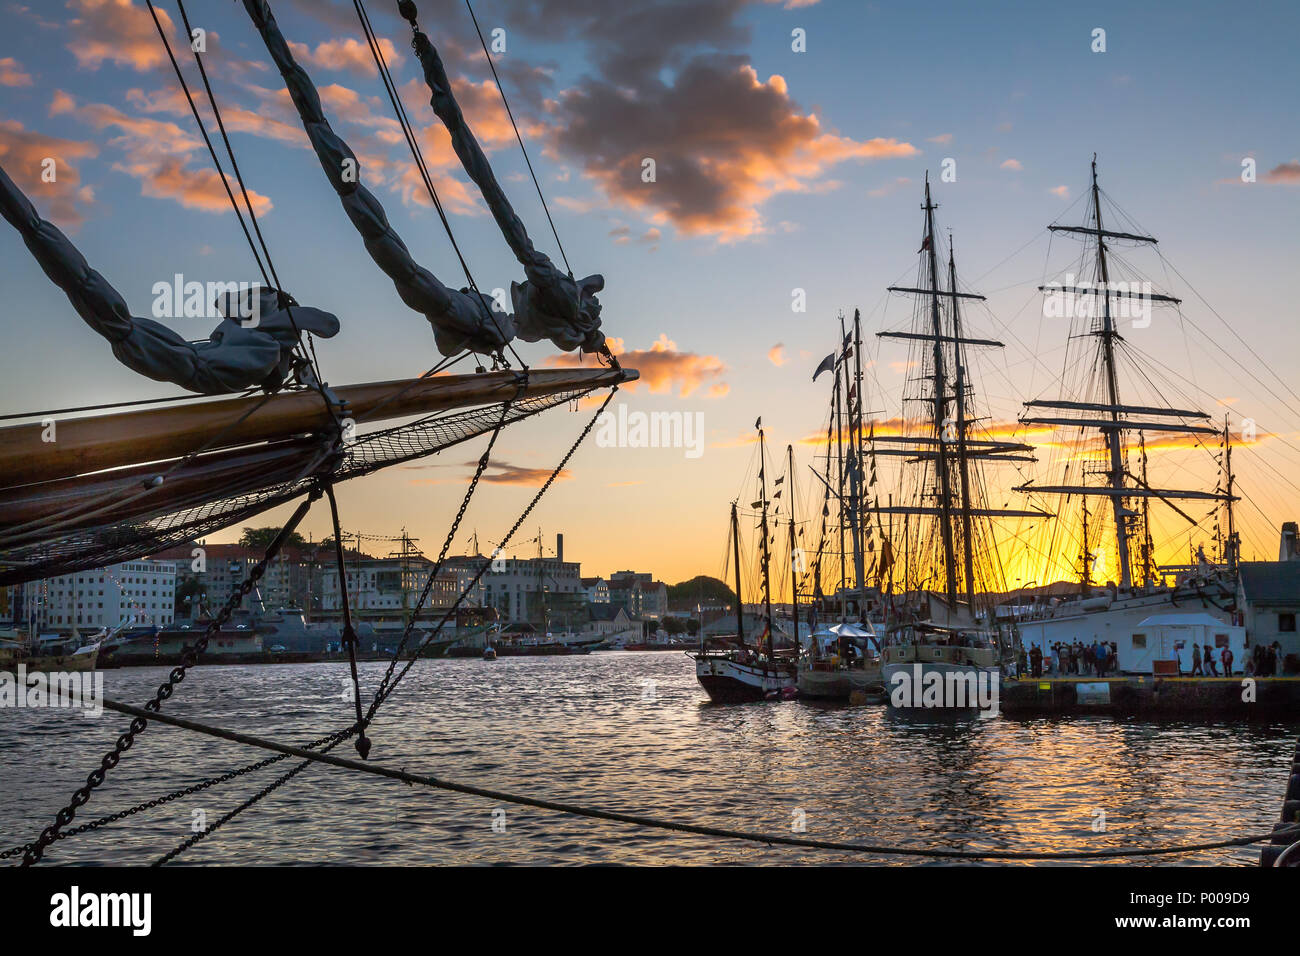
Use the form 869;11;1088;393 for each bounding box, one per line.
666;575;736;608
239;526;307;550
663;616;687;636
686;619;700;637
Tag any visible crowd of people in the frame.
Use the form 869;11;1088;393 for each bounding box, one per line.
1017;640;1117;678
1013;637;1287;678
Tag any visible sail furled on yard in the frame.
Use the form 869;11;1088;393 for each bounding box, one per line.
0;164;339;395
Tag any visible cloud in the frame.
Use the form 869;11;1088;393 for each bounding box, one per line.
768;343;786;366
0;120;99;227
1049;185;1070;199
927;133;952;144
544;333;728;398
287;37;403;76
1000;158;1023;171
868;176;912;198
549;57;916;241
1262;160;1300;185
51;90;271;215
474;459;572;486
0;57;33;86
65;0;178;73
607;480;645;487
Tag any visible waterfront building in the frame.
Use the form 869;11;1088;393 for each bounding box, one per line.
14;560;176;633
1237;561;1300;667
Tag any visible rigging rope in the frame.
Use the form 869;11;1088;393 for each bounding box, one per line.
352;0;522;369
460;0;573;278
73;693;1300;864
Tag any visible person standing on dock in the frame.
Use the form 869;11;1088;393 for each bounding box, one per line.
1030;644;1043;678
1204;644;1219;676
1192;643;1203;676
1220;645;1235;676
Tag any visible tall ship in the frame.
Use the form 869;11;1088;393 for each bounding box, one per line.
693;422;798;702
1010;157;1240;656
871;175;1047;705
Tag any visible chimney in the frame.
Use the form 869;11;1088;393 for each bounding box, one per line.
556;533;564;563
1282;522;1298;561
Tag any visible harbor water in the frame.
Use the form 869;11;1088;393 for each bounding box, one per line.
1;651;1294;865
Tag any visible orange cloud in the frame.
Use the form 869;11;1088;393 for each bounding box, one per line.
0;57;33;87
768;343;786;366
0;120;99;227
288;37;404;76
66;0;178;73
550;58;916;241
473;460;573;486
545;334;728;398
1262;161;1300;185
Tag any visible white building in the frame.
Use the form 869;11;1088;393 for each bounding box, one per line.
582;577;609;604
21;560;177;632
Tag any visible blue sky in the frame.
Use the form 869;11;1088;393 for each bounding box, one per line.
1;0;1297;584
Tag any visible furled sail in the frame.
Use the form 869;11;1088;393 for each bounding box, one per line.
242;0;516;358
405;21;606;354
0;163;339;395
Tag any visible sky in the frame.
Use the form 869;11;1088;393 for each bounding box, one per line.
1;0;1298;589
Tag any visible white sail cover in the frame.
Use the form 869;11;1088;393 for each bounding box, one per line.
0;163;339;394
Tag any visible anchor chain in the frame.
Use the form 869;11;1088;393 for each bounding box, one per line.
20;490;323;866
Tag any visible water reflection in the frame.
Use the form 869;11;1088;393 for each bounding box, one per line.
0;653;1292;865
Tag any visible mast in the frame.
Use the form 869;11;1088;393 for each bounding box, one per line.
948;240;978;610
1139;435;1154;587
850;308;867;615
833;357;847;622
923;176;960;604
731;501;745;647
1080;498;1091;595
1224;416;1239;574
787;444;801;660
757;425;776;660
1089;154;1134;590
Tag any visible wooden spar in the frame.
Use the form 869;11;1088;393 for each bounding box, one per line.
0;366;636;489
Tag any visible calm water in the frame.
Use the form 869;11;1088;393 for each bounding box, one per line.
1;652;1295;865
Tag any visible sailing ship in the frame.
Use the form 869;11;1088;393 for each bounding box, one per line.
693;422;798;703
871;175;1045;706
1011;157;1239;659
798;310;883;700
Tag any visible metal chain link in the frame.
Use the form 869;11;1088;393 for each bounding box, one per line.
152;385;614;866
1;726;352;862
20;491;322;866
370;380;525;706
368;385;618;716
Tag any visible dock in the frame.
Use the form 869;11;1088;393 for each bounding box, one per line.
999;675;1300;716
1259;734;1300;866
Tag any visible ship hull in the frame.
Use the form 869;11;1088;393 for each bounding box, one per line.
694;654;795;703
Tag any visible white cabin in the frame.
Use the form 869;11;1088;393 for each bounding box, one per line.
1125;613;1247;674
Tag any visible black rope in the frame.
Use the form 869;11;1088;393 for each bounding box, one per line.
359;0;524;369
461;0;572;278
0;388;259;423
80;693;1300;863
324;483;371;759
144;0;268;285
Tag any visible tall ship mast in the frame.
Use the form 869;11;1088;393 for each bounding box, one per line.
873;174;1047;623
1013;156;1240;655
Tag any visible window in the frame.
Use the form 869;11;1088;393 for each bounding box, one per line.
1281;613;1297;633
1214;633;1229;648
1131;633;1146;649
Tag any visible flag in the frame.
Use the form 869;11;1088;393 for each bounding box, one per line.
755;416;762;429
774;476;784;486
919;234;932;253
751;500;763;509
812;353;835;382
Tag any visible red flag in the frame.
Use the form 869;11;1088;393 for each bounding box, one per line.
918;234;932;253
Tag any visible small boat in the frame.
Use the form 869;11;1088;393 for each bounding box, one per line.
482;646;497;661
